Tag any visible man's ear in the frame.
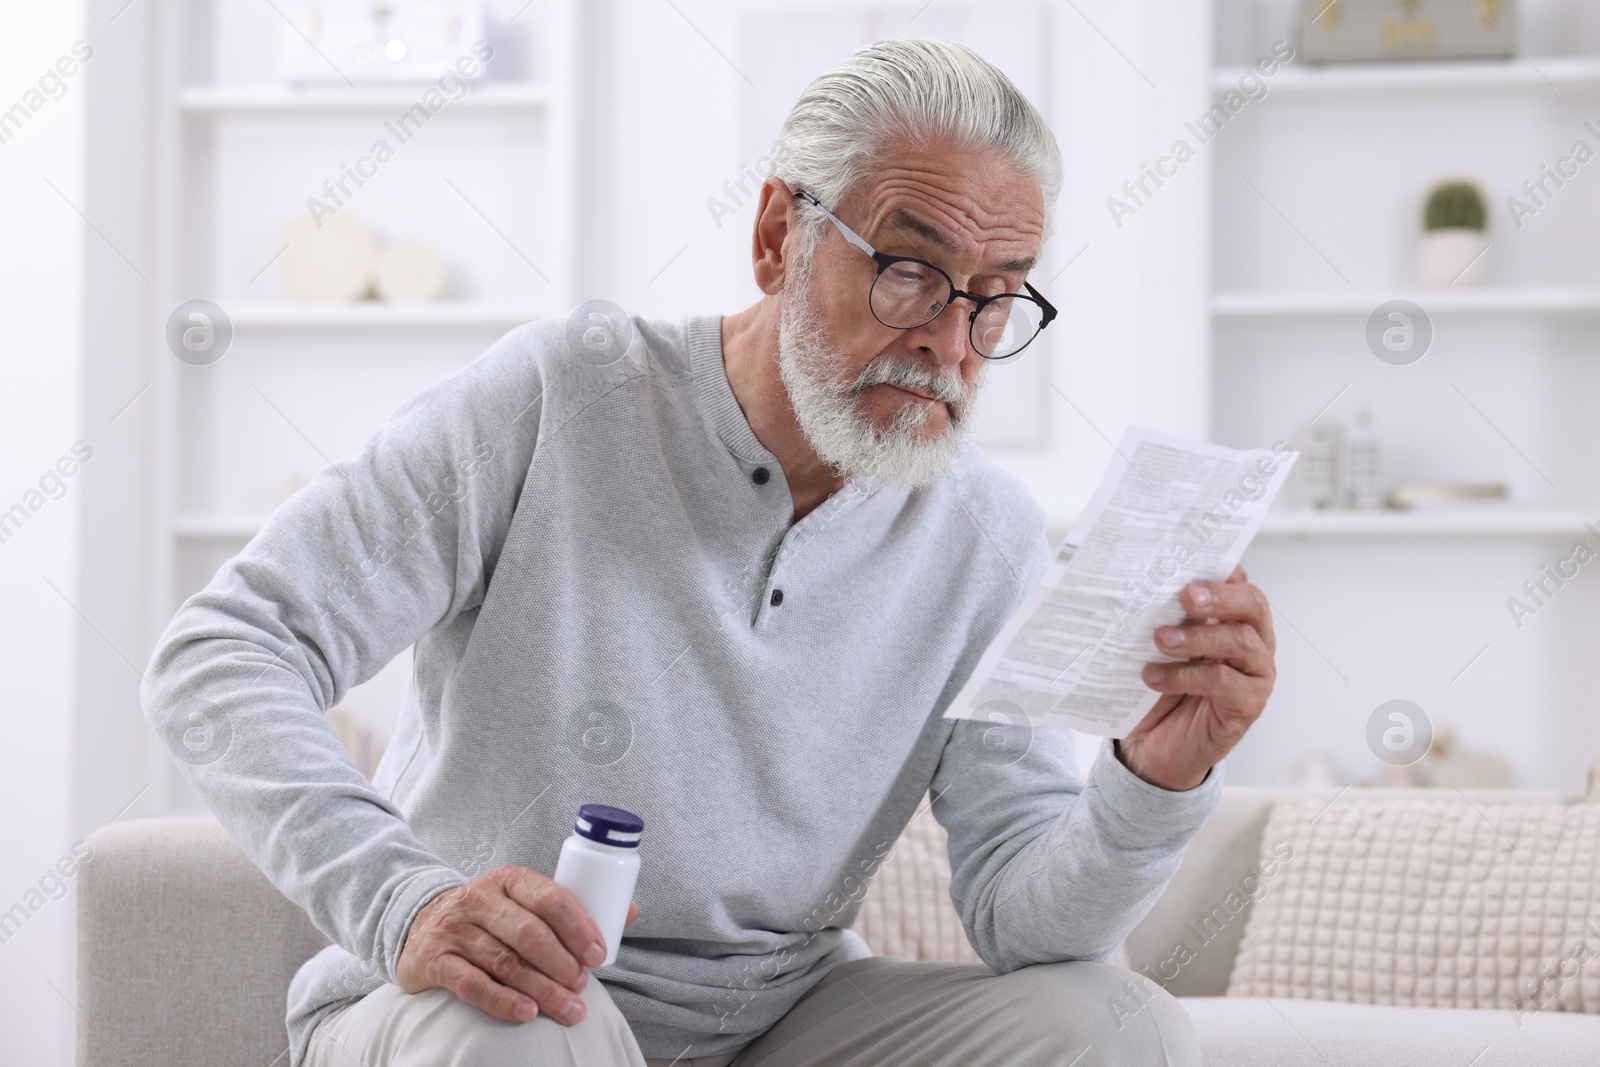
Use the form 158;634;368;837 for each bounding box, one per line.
751;177;797;296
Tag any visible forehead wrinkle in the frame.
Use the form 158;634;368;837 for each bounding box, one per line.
882;206;1039;276
884;207;963;257
862;179;1042;278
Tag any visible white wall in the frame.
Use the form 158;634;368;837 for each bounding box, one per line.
0;2;87;1063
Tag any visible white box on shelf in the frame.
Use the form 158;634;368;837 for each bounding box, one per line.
278;1;490;84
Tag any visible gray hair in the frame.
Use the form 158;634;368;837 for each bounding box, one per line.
769;37;1062;261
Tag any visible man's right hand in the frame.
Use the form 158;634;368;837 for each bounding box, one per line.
396;865;639;1025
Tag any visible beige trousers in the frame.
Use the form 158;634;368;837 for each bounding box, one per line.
304;957;1201;1067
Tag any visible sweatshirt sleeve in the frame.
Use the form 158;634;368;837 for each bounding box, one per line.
140;321;552;986
928;530;1224;972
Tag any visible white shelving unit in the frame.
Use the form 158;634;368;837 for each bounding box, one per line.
1257;509;1598;537
225;302;552;330
1207;1;1600;791
179;81;554;115
172;514;269;541
1213;286;1600;317
1213;55;1600;93
136;0;584;815
1048;508;1598;540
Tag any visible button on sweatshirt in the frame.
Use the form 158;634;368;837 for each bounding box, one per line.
140;315;1222;1065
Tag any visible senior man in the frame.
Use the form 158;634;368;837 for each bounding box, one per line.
144;37;1276;1067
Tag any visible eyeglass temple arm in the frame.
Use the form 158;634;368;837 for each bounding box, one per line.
793;189;877;258
1026;281;1058;326
798;187;1059;329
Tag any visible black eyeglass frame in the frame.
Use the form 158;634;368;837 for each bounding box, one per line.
792;188;1057;360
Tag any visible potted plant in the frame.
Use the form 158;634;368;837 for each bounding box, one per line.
1417;179;1489;286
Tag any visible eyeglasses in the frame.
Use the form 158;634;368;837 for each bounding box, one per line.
793;188;1056;361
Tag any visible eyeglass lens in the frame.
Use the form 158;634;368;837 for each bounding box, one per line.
870;261;1043;358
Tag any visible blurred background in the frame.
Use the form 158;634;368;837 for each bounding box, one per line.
6;0;1600;1059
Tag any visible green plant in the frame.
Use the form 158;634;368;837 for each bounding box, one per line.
1423;180;1487;231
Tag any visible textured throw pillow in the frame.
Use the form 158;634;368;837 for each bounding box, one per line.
852;797;1133;969
853;802;984;965
1227;797;1600;1015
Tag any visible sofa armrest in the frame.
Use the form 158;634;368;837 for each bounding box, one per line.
76;818;330;1067
1121;788;1281;996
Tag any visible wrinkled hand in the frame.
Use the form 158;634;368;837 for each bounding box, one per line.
1118;565;1276;791
397;865;638;1025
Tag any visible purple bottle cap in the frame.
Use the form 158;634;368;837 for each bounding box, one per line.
574;804;644;848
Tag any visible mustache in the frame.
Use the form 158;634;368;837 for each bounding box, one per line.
849;356;970;408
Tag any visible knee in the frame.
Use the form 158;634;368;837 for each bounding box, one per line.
420;981;636;1067
1006;961;1200;1067
1096;966;1199;1065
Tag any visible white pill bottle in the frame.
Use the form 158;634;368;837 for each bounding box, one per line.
552;803;644;968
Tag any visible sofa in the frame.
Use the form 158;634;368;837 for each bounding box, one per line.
77;785;1600;1066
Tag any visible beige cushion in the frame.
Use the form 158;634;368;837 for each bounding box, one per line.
853;803;984;965
1227;797;1600;1011
851;797;1134;969
1123;786;1289;995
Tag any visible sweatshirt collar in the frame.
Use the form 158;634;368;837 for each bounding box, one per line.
689;315;778;464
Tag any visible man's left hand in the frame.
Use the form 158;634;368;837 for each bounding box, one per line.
1117;565;1276;791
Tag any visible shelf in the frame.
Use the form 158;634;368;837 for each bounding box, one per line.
180;82;551;116
227;302;549;330
1213;56;1600;96
1213;287;1600;319
1260;509;1597;537
1044;509;1597;541
197;509;1592;542
173;515;264;541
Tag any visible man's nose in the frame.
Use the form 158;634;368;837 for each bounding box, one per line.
913;297;972;368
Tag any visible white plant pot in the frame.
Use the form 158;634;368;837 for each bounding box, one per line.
1416;229;1489;287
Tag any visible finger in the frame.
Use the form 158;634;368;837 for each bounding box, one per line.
435;951;540;1024
495;868;604;982
1154;621;1271;675
626;900;639;926
1141;660;1268;713
1227;564;1248;584
456;923;590;1014
455;872;586;992
1181;580;1273;643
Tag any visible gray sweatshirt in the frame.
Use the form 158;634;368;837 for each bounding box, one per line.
141;315;1222;1065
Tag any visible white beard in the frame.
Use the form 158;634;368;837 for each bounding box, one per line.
776;256;984;491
